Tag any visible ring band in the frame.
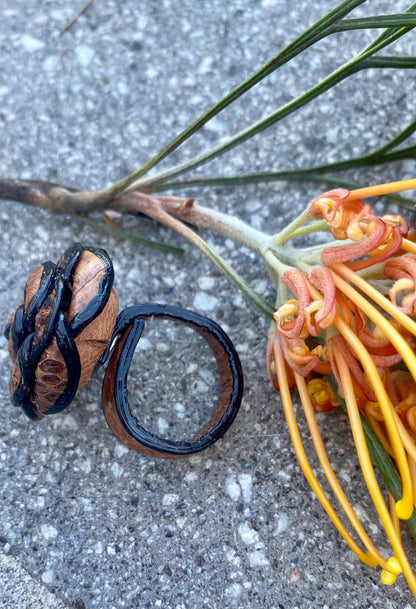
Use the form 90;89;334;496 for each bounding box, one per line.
101;303;244;458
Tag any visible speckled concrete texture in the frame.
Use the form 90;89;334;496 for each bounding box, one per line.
1;1;416;608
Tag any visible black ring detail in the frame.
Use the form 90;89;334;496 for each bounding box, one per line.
45;314;81;415
24;262;58;329
11;334;38;418
57;242;85;282
69;246;114;336
102;303;243;456
8;305;26;352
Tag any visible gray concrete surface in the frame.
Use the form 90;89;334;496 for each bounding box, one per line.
1;1;416;607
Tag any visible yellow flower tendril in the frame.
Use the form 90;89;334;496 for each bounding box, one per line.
266;178;416;594
332;277;413;520
333;350;414;591
346;178;416;201
272;338;379;568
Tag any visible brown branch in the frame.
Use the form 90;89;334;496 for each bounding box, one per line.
0;176;242;235
60;0;94;35
0;177;113;213
114;190;266;251
0;177;190;217
0;176;262;251
0;178;67;209
113;190;193;216
0;177;195;226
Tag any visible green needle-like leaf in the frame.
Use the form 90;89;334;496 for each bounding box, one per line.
134;12;416;189
335;14;416;31
106;0;368;196
72;214;187;256
156;115;416;193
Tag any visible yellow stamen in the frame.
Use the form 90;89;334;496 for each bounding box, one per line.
402;238;416;258
307;378;337;410
381;557;404;586
332;271;416;388
346;179;416;202
407;406;416;434
389;493;401;538
274;299;300;323
333;262;416;338
295;372;385;568
300;271;416;515
273;342;379;567
303;274;415;517
392;413;416;465
334;350;416;592
410;459;416;507
334;315;413;521
333;271;416;472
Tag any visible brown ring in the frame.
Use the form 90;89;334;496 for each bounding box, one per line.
101;304;244;458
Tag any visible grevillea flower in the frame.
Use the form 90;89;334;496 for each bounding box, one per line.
266;180;416;593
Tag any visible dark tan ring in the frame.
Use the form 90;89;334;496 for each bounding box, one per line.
101;303;244;458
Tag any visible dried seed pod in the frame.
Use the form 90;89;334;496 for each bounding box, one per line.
6;243;118;419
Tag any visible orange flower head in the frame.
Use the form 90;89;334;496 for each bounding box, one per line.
266;180;416;594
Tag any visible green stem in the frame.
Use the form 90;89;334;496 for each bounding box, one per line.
155;172;358;191
136;64;360;188
273;208;313;246
168;201;271;254
375;116;416;155
143;202;276;317
264;244;314;275
289;220;331;240
361;0;416;52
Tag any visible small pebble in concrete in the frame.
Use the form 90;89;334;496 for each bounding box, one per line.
20;34;45;52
